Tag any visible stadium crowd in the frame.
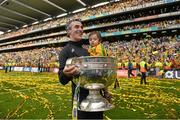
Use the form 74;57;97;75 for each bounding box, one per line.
0;35;179;73
0;19;179;50
104;36;179;69
0;47;61;70
0;0;176;39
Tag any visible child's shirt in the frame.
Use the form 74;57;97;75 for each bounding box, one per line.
88;43;108;56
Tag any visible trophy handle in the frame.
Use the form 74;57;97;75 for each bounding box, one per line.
65;58;75;66
65;57;83;75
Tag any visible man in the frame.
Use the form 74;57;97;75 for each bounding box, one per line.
127;58;134;78
5;60;8;73
58;19;103;119
139;58;148;84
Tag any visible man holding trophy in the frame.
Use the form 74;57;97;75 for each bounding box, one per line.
58;19;104;119
58;19;116;119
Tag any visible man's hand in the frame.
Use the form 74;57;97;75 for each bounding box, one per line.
63;65;80;77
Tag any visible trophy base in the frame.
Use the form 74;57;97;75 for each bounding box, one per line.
79;83;114;112
79;97;114;112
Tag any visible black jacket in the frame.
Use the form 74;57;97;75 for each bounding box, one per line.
58;41;89;102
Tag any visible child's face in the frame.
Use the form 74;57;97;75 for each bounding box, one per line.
89;34;100;47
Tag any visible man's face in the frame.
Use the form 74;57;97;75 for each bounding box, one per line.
68;21;83;42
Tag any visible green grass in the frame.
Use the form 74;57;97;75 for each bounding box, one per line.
0;71;179;119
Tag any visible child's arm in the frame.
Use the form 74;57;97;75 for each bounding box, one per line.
88;47;97;56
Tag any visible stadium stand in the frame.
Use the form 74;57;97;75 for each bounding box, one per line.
0;0;179;76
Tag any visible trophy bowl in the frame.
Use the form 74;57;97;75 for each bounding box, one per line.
66;56;117;112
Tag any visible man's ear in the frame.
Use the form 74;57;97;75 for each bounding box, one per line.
67;29;70;37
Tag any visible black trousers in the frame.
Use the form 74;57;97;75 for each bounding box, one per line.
140;72;146;84
5;67;8;73
114;78;120;89
128;69;134;78
9;66;12;72
78;110;103;119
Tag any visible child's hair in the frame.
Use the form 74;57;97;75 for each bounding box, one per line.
88;31;102;42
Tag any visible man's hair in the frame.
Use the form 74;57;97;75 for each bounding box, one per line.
65;18;82;37
88;31;102;42
65;18;82;31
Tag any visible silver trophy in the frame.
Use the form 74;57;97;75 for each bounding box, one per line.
66;56;117;112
